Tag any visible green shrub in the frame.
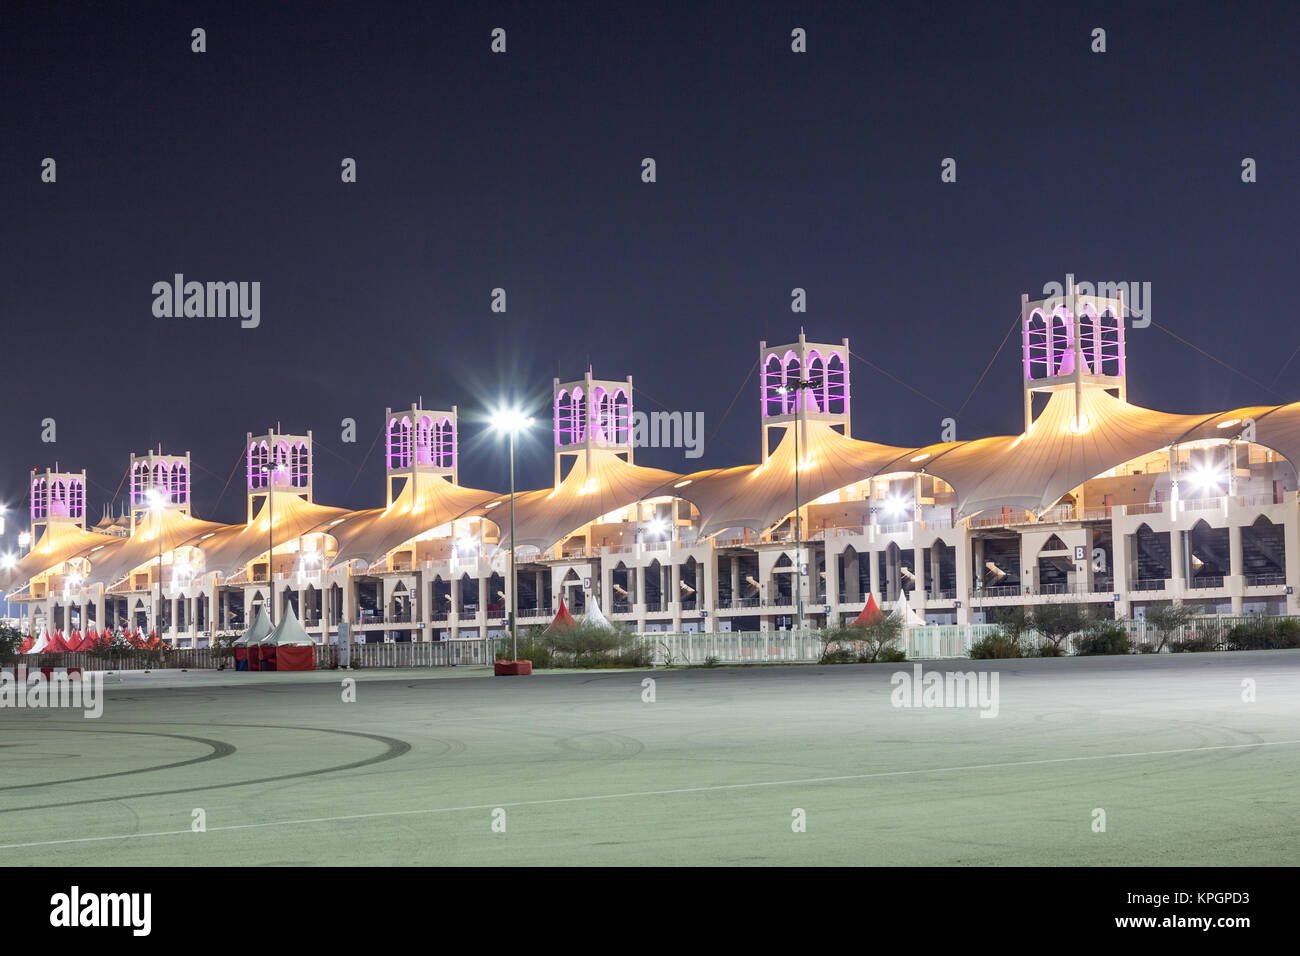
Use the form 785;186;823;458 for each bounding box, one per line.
1171;635;1219;653
969;633;1021;659
1225;618;1300;651
1074;624;1131;656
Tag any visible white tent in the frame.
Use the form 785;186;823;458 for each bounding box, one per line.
268;603;316;646
893;594;925;627
29;628;49;653
580;594;616;632
234;606;271;646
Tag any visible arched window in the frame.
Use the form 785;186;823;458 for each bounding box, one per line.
130;462;145;507
613;389;630;444
67;478;85;519
170;462;188;504
291;441;310;487
572;387;587;443
555;389;573;446
825;352;847;414
806;352;825;413
414;415;435;466
763;354;784;417
434;417;454;468
248;441;269;490
31;477;48;521
783;352;800;413
387;416;413;470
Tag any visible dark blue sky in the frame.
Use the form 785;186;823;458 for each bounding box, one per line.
3;0;1297;526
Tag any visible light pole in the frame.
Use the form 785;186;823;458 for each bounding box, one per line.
18;531;31;635
261;463;274;626
147;487;166;648
778;377;821;631
491;408;532;661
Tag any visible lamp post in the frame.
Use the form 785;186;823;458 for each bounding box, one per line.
778;377;821;632
18;531;31;635
261;463;274;626
147;487;166;649
491;408;532;661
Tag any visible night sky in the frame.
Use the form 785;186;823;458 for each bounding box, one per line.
3;0;1297;528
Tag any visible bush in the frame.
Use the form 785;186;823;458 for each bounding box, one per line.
969;633;1022;659
818;616;905;664
498;621;647;668
1226;618;1300;651
1074;624;1131;656
1171;634;1219;653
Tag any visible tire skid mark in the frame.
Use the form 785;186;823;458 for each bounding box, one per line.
0;724;410;814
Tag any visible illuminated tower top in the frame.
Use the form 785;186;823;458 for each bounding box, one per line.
553;368;634;485
1022;274;1127;431
759;331;850;461
129;448;191;533
385;403;458;505
30;465;86;534
246;428;313;523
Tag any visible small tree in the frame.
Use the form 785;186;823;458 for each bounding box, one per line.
856;614;905;663
1031;603;1089;653
0;623;24;665
1145;602;1196;652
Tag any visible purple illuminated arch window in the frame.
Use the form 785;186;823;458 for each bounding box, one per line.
31;477;48;521
248;441;270;490
613;389;630;443
169;462;188;504
825;352;847;414
434;417;454;468
556;388;587;446
49;480;69;518
591;387;614;443
130;462;145;508
290;441;309;487
1077;305;1125;378
806;352;825;413
388;416;413;470
67;478;84;519
762;354;784;417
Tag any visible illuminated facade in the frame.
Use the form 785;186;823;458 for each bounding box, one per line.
6;283;1300;646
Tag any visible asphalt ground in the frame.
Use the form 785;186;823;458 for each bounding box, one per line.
1;651;1297;865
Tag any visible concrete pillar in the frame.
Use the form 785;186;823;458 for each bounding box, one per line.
824;544;840;616
701;548;716;633
729;556;740;606
868;547;881;602
1229;523;1244;615
1169;525;1184;601
955;531;972;625
930;545;941;600
844;549;860;603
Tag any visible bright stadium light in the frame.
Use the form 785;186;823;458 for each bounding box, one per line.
18;531;31;549
1;553;16;571
648;516;669;537
491;404;533;668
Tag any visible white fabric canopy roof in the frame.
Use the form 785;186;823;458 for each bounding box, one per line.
267;603;315;646
476;449;678;553
325;471;498;565
82;508;227;588
234;605;272;646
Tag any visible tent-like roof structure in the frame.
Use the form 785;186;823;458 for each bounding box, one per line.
581;594;615;632
475;449;678;553
82;508;227;588
668;420;911;536
542;597;577;636
197;494;348;579
949;389;1210;516
893;594;925;627
268;604;315;646
324;471;499;566
850;593;882;627
234;606;272;646
1;523;123;594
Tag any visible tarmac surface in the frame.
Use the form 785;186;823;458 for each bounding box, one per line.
1;651;1297;865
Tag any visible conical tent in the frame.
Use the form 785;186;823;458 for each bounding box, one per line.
253;608;282;671
233;606;271;671
542;597;578;637
850;593;883;627
29;629;48;653
893;594;925;627
270;605;317;671
581;594;615;632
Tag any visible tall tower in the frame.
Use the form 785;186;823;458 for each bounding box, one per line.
246;428;313;523
29;465;87;538
128;448;192;533
553;368;634;486
384;403;458;505
758;332;851;461
1022;274;1127;432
